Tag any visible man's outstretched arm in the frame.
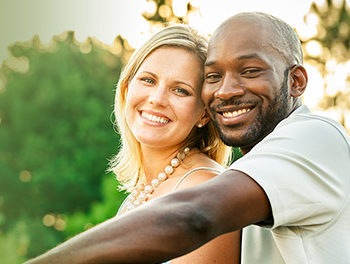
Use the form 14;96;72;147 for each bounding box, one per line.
25;170;271;264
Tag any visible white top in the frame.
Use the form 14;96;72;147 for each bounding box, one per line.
117;167;221;217
228;105;350;263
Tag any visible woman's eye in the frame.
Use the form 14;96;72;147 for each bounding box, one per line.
174;88;190;96
141;77;155;85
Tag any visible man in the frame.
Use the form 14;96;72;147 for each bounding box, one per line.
26;12;350;263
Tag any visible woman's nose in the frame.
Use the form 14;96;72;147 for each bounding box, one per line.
148;84;168;107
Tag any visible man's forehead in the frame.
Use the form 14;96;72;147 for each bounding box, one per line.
211;15;271;45
208;23;267;55
207;16;288;65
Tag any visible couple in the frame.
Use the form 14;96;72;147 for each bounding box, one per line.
26;11;350;264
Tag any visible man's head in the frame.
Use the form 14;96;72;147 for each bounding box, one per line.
202;12;308;154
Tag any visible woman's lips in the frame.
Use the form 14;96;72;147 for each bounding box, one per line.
140;111;170;124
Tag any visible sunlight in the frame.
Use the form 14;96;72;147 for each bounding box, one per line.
143;0;157;17
305;40;323;57
4;56;29;74
43;214;56;227
173;0;188;17
298;13;319;40
325;61;350;96
303;64;325;108
19;170;32;182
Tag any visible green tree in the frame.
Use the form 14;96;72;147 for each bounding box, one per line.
64;174;126;238
0;31;128;259
303;0;350;132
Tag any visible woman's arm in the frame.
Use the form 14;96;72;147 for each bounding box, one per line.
171;231;240;264
25;170;271;264
170;169;241;264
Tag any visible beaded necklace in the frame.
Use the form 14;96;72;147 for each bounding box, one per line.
124;147;190;211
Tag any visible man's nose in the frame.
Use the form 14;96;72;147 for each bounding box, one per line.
215;76;245;100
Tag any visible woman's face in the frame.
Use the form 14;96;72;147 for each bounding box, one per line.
125;46;205;150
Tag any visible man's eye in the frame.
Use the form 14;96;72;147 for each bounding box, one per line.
241;68;262;77
141;77;155;84
205;73;221;83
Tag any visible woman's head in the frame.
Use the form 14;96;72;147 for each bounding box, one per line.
111;25;231;191
124;46;206;149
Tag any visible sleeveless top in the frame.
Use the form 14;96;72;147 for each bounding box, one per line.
116;166;221;217
116;167;222;264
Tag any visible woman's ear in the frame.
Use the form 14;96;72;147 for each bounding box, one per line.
196;112;210;128
289;65;308;98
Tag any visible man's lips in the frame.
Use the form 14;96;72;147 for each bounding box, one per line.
221;108;251;118
214;104;255;117
212;105;255;125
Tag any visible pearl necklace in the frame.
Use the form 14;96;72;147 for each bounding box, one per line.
125;147;190;211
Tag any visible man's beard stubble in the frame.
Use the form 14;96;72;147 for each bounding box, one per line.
213;68;290;149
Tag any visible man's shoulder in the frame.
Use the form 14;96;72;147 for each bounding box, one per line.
277;105;349;143
250;105;350;157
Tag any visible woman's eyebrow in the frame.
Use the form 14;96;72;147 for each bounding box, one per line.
137;70;157;77
174;80;195;91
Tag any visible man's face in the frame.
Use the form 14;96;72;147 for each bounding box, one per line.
202;19;293;154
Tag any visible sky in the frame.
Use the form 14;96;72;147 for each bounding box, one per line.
1;0;348;118
0;0;317;64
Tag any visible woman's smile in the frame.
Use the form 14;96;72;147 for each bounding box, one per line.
140;110;170;125
125;46;204;148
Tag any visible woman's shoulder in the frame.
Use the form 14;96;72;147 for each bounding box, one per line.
173;152;224;191
184;151;224;170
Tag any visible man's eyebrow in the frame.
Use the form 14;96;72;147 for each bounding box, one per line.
204;60;216;67
236;53;264;61
204;53;265;67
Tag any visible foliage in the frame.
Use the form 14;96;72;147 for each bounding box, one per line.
306;0;350;65
1;0;349;262
64;173;127;238
142;0;198;25
0;31;127;259
0;222;28;264
303;0;350;131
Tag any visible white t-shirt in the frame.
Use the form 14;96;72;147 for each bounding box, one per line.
228;105;350;263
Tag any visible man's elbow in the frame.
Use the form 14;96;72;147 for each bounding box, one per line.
186;207;213;238
157;196;215;244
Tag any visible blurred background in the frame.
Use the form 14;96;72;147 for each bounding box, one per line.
0;0;349;262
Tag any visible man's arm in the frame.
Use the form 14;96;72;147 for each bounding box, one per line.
25;170;271;264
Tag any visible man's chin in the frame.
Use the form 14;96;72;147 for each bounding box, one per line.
217;125;260;148
218;131;245;148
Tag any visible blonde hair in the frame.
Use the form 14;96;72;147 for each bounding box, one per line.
109;24;231;191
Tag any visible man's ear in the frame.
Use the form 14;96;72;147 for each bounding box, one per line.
289;65;308;98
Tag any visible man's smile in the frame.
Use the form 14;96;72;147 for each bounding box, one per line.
222;108;251;118
209;103;256;127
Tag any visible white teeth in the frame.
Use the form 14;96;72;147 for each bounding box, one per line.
141;111;169;124
222;108;250;118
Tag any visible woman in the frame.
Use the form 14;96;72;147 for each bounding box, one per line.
110;24;240;263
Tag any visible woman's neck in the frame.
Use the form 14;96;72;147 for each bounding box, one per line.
140;145;184;184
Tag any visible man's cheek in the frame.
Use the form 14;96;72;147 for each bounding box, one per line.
201;86;211;106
